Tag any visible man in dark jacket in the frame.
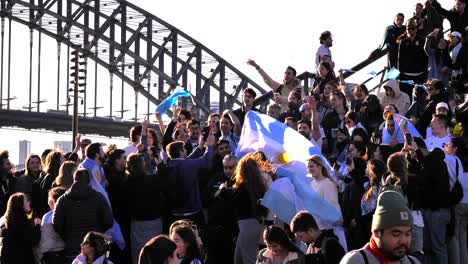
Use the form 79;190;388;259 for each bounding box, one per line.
430;0;468;33
166;133;216;226
203;154;238;264
0;150;15;216
398;18;429;100
416;79;449;138
413;138;451;264
379;13;406;68
290;211;345;264
53;168;113;261
233;88;261;126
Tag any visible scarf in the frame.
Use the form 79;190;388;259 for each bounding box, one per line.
367;237;392;264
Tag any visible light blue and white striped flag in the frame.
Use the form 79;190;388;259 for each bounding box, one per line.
235;111;341;225
155;86;191;115
385;67;401;80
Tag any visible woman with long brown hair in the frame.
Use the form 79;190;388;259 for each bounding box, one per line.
34;151;65;217
53;161;78;189
360;159;386;241
230;153;269;264
306;155;347;251
15;154;42;195
0;192;41;264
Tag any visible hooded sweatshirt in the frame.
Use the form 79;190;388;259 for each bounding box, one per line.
380;80;411;115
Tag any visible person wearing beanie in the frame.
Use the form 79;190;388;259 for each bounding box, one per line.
340;191;419;264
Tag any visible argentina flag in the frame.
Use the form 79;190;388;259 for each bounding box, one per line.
235;111;342;225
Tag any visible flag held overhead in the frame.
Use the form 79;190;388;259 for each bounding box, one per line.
155;86;191;115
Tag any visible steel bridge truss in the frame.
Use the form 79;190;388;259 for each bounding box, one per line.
0;0;267;121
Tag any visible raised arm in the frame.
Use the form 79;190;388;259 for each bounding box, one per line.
72;134;81;154
430;0;455;20
247;59;282;92
307;96;322;141
224;110;242;137
155;112;166;135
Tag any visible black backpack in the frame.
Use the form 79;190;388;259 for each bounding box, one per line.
449;159;464;206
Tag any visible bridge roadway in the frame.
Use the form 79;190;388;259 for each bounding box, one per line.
0;109;147;138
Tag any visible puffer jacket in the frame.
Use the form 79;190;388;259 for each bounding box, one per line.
380;79;411;115
52;181;113;257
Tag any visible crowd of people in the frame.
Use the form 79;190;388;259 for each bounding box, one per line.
0;0;467;264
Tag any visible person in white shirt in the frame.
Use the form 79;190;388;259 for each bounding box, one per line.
426;102;451;137
123;125;142;156
315;31;333;68
425;114;451;151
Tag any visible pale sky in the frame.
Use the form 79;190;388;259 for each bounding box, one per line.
0;0;454;164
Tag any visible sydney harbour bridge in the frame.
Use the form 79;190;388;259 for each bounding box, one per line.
0;0;388;138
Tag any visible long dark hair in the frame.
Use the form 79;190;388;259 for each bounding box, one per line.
25;154;41;179
263;226;302;253
319;61;336;81
387;153;408;187
4;192;30;230
451;137;468;172
172;225;203;264
43;151;63;177
232;153;268;218
363;159;386;201
139;235;176;264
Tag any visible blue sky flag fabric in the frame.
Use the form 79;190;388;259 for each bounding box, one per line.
235;111;342;225
155;86;191;114
385;67;401;80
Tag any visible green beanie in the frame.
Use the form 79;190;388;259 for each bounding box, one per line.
372;190;413;231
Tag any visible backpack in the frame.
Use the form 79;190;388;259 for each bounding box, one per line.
379;176;406;198
449;159;463;206
306;230;341;264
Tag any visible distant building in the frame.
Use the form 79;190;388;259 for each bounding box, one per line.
18;140;31;166
54;141;72;153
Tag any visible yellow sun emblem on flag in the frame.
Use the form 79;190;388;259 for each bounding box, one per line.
277;151;292;164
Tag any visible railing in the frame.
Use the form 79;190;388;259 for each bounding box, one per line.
253;47;389;111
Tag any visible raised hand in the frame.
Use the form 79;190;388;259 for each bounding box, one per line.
246;59;259;69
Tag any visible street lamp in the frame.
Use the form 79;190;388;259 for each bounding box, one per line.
69;46;86;149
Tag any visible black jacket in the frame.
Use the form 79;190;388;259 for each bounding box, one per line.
306;229;345;264
126;171;166;221
416;91;449;138
0;171;15;216
0;220;41;264
104;164;130;227
398;34;428;74
382;23;407;68
53;180;113;257
421;148;451;210
432;1;468;33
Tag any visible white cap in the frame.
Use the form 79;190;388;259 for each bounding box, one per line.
436;102;449;110
451;31;462;39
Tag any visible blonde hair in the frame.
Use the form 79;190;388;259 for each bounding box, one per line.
307;155;338;187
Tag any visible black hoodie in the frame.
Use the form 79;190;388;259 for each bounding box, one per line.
53;180;113;256
421;148;451;210
416;91;449;138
